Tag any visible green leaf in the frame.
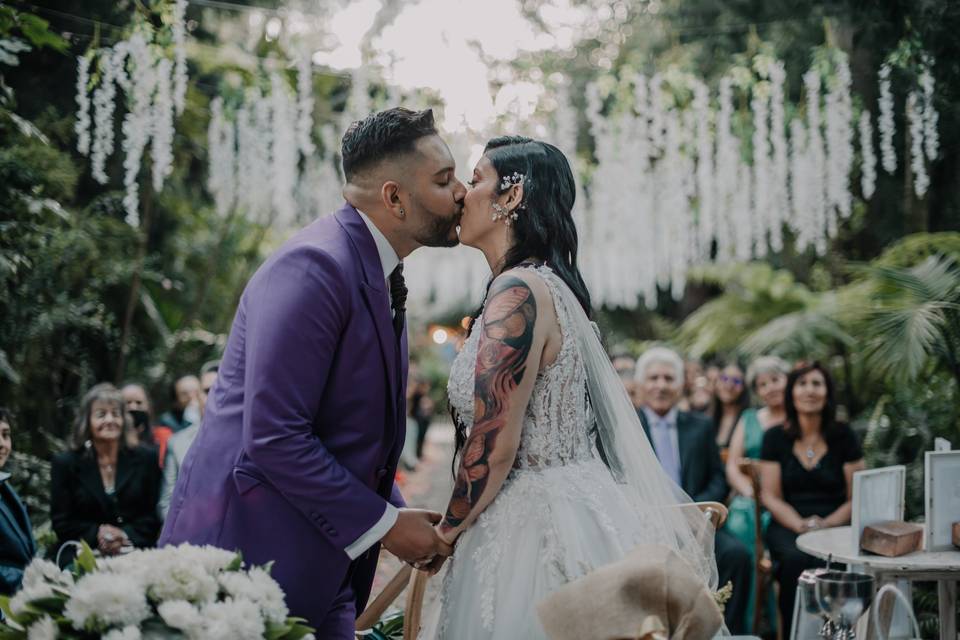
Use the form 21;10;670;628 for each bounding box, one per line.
225;552;244;572
75;540;98;575
17;14;67;53
0;595;23;629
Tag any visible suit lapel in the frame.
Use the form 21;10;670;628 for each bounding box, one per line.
336;204;402;454
676;412;694;493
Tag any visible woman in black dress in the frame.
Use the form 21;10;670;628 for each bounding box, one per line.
759;362;864;637
50;383;161;565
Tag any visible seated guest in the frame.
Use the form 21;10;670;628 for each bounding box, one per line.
759;362;864;638
723;355;790;631
711;361;750;454
121;382;172;466
158;363;219;519
51;384;162;565
611;352;642;409
158;375;201;433
635;347;752;635
0;408;36;595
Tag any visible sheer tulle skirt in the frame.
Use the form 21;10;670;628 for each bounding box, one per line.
419;456;705;640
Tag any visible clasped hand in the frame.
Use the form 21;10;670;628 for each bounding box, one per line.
97;524;129;555
381;509;454;575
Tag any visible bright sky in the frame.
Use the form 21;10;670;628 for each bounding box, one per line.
308;0;589;131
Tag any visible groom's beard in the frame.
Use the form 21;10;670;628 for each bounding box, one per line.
416;208;462;248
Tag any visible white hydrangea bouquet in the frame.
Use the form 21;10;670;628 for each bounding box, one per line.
0;542;315;640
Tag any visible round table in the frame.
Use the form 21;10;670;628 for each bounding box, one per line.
797;526;960;639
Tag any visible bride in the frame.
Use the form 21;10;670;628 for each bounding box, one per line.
418;136;720;639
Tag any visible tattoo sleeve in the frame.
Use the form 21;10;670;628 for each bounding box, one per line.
440;276;537;533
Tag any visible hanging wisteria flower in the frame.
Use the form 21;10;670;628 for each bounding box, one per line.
271;73;299;227
208;96;237;217
151;57;175;192
121;33;156;227
91;46;121;184
692;79;715;259
878;63;896;174
919;62;939;162
172;0;188;115
751;89;771;258
296;48;315;157
768;59;788;252
824;55;853;222
713;76;738;263
906;91;929;198
74;55;91;156
858;110;877;199
803;68;828;255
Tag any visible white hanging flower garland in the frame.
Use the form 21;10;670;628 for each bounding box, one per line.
858;110;877;199
75;55;92;156
878;63;897;174
151;57;175;192
920;61;939;162
171;0;188;115
906;91;929;198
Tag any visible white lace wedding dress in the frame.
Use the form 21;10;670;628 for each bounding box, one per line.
419;265;711;639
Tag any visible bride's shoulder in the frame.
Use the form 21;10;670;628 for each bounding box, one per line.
483;267;556;325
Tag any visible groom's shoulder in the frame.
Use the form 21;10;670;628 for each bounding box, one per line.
268;216;354;271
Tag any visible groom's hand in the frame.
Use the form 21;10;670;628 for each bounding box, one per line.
381;509;454;564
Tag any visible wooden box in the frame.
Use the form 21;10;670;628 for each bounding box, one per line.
860;521;924;557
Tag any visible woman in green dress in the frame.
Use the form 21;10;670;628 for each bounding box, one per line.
723;356;790;633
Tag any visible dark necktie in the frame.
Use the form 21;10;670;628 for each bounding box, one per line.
389;263;406;339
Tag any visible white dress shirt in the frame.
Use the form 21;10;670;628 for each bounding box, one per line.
344;209;402;560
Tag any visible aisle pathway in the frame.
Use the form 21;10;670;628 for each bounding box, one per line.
366;421;456;620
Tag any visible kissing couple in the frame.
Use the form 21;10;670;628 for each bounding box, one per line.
159;107;719;639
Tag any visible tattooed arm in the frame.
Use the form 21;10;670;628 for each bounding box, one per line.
438;271;549;544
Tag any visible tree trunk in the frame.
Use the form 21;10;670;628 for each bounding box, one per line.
115;184;153;383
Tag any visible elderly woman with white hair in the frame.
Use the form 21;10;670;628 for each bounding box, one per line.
722;355;790;632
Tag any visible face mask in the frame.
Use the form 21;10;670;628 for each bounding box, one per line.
183;401;201;427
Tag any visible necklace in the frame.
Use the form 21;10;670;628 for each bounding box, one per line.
805;446;816;460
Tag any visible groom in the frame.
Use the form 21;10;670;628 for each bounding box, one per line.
159;108;464;637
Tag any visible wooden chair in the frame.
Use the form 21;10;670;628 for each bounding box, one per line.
356;501;730;640
737;458;777;638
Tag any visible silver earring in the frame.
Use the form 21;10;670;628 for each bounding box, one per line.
492;203;519;226
399;207;405;217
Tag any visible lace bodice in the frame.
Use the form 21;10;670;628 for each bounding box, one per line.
447;264;596;470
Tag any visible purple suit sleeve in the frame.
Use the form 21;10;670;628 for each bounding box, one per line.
389;482;406;509
242;247;389;551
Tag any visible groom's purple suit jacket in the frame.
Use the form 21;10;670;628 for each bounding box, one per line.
159;203;407;627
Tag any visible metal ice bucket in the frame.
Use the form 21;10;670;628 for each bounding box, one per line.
814;571;875;639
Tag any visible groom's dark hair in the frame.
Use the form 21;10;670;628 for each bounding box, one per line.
340;108;438;182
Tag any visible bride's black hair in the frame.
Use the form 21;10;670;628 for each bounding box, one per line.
450;136;593;471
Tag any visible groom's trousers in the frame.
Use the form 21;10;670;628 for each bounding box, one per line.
315;565;357;638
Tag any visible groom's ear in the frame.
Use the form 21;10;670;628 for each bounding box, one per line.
380;180;405;220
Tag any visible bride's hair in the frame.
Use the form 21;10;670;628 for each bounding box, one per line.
451;136;593;466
